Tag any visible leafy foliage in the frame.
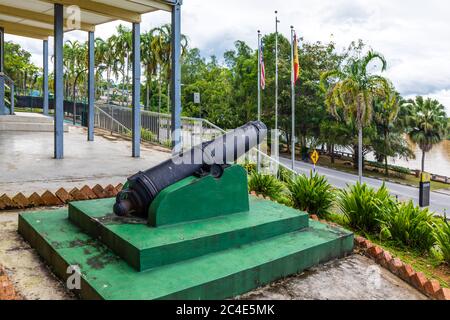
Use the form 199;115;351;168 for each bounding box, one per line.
337;182;396;233
287;173;335;218
433;219;450;263
381;201;436;251
248;172;285;200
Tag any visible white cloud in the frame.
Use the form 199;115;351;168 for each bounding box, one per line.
4;0;450;115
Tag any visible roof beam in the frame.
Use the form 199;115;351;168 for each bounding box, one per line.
129;0;172;12
0;21;53;38
0;4;95;32
41;0;142;23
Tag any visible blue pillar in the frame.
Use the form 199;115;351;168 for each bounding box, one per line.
171;1;182;154
10;82;14;114
43;40;49;115
0;26;5;116
54;4;64;159
132;22;141;158
88;31;95;141
0;76;4;116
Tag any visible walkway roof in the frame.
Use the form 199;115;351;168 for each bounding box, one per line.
0;0;174;40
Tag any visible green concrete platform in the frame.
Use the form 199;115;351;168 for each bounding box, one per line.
68;198;309;271
18;198;353;300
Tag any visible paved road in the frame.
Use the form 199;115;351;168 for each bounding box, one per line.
280;157;450;217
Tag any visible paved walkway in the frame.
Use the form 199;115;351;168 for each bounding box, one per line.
0;126;170;196
0;209;427;300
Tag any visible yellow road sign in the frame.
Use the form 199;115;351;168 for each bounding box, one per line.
310;150;319;165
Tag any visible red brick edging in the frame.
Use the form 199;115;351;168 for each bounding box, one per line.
0;265;21;300
0;183;124;210
353;235;449;300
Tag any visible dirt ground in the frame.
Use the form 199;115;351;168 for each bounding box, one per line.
0;208;427;300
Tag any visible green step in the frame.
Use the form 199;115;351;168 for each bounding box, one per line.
68;198;309;271
18;209;353;300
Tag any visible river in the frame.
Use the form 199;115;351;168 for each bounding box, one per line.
388;139;450;176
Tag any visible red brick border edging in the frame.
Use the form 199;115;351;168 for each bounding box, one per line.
353;235;449;300
0;183;124;210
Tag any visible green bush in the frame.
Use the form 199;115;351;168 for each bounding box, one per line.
433;218;450;263
248;172;285;200
277;166;295;183
287;172;335;218
241;161;257;174
381;201;436;251
337;182;396;233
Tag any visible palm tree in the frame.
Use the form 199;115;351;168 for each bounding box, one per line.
141;31;158;110
151;24;188;113
404;96;448;172
320;50;389;182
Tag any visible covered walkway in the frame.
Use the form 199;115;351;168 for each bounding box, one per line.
0;124;170;195
0;0;183;158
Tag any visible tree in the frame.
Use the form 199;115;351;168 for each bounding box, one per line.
404;96;448;172
320;48;389;182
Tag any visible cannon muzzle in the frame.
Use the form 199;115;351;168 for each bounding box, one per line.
114;121;267;218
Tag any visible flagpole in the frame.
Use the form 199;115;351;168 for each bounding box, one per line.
274;11;279;164
290;26;295;170
257;30;262;173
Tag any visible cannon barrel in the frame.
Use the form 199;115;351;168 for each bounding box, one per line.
113;121;267;217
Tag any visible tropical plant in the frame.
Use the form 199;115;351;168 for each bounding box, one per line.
433;218;450;263
404;96;448;172
248;172;285;200
287;172;335;218
320;49;389;182
277;166;295;183
337;182;396;233
381;201;436;251
241;161;256;174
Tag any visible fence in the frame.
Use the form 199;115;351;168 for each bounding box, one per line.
94;103;294;177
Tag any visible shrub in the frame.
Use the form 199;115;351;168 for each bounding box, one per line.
287;172;335;218
433;218;450;263
277;166;295;183
241;161;257;174
381;201;436;251
248;172;285;200
337;182;396;233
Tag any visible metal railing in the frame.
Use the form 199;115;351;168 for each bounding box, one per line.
94;103;296;176
0;72;15;115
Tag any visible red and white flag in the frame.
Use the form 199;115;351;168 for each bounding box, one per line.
260;41;266;90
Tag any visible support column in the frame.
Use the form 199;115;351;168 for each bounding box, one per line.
88;31;95;141
171;1;182;154
54;4;64;159
10;82;14;114
0;26;5;116
132;22;141;157
43;40;49;115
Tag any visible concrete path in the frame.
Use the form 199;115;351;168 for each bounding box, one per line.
238;254;427;300
0;126;171;196
280;157;450;216
0;209;427;300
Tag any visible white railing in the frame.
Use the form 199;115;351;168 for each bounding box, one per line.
94;103;297;176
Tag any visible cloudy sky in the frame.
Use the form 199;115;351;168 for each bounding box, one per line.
5;0;450;114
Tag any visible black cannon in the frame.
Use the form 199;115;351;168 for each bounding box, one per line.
113;121;267;218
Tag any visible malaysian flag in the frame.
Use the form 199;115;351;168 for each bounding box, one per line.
260;41;266;90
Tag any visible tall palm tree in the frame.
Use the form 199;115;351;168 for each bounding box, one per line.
320;50;389;182
141;31;158;110
151;24;188;113
405;96;448;172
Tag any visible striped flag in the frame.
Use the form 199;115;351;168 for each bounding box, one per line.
293;33;300;83
260;41;266;90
